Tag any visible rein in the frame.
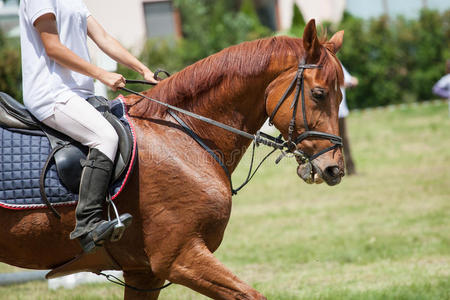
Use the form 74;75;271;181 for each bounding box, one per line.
122;61;342;194
122;82;285;150
121;82;287;195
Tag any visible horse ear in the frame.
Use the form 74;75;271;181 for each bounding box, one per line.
302;19;321;63
328;30;344;53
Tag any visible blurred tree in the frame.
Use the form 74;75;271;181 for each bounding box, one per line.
252;0;277;31
0;29;4;48
0;30;22;101
114;0;271;98
289;2;306;37
172;0;269;63
409;9;448;101
241;0;261;24
330;9;449;109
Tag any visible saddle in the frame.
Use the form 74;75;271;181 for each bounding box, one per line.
0;92;134;212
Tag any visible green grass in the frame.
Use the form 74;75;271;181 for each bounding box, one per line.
1;102;449;299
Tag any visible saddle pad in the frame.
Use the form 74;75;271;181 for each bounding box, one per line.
0;97;137;210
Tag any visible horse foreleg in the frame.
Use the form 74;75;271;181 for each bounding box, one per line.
123;270;166;300
159;241;267;300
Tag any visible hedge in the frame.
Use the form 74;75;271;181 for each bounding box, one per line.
331;9;450;109
0;31;21;101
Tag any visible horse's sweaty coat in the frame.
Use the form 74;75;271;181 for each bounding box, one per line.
0;20;345;300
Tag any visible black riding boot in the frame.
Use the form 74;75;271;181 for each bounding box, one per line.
70;148;132;253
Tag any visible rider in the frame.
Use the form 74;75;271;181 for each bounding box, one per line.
19;0;157;252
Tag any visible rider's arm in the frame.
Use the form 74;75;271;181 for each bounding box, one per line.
87;16;157;84
34;13;125;91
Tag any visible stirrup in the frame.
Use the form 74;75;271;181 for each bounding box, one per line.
79;213;133;253
107;197;127;242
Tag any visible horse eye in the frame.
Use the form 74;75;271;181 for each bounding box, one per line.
311;88;327;101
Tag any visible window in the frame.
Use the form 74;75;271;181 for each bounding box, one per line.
143;1;176;38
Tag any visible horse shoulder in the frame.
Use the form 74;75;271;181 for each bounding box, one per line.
132;119;232;238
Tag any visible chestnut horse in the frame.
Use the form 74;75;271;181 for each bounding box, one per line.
0;20;344;299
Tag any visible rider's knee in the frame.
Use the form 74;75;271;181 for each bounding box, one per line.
102;126;119;148
96;126;119;160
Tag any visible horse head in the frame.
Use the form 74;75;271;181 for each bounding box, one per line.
265;20;345;186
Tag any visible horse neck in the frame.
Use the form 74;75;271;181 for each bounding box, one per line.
180;62;279;174
134;37;302;174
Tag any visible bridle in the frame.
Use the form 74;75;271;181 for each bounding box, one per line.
121;59;343;194
267;58;342;164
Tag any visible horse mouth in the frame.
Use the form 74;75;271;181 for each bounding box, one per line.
296;161;343;186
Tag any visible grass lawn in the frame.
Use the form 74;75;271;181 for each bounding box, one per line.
1;102;449;299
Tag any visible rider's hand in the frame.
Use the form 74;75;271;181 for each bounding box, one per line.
345;76;359;88
142;68;158;84
99;71;126;91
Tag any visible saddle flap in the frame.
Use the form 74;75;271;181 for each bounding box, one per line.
0;92;40;130
86;96;133;181
104;112;133;180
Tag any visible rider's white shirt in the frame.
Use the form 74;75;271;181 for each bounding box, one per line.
20;0;95;121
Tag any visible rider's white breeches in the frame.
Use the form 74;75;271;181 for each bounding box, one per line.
42;95;118;161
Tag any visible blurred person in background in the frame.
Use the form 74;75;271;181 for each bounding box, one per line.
432;59;450;116
339;63;359;176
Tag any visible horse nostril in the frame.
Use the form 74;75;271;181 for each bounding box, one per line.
324;165;340;178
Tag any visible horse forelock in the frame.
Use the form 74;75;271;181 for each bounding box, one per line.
126;36;342;118
317;44;344;90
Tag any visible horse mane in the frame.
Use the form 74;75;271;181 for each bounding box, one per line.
127;35;343;118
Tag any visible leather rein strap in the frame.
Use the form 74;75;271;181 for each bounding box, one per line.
121;83;286;151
